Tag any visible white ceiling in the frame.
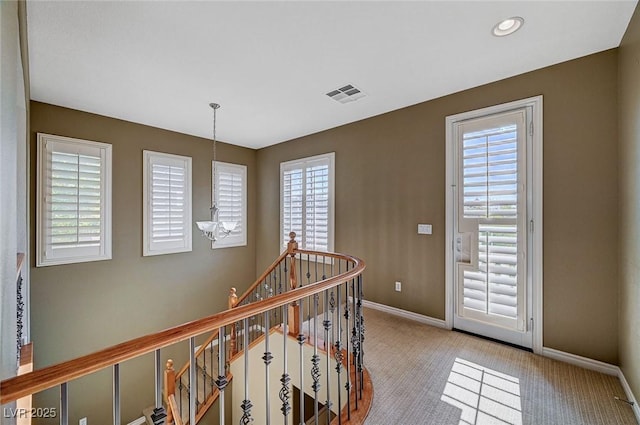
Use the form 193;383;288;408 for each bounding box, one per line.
27;1;638;149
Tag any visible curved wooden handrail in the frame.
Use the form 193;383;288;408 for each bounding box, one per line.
0;250;365;404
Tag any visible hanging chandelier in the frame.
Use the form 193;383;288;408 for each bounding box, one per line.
195;103;237;242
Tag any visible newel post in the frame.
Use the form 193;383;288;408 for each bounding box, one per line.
229;288;238;356
164;359;175;424
287;232;300;336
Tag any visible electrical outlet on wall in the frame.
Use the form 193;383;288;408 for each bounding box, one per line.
395;281;402;292
79;418;87;425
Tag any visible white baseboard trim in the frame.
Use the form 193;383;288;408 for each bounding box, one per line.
617;367;640;423
361;299;447;329
541;347;619;376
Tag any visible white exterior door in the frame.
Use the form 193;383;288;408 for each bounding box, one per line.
451;108;532;348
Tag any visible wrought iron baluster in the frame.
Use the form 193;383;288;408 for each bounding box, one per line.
344;280;351;420
216;326;228;425
334;285;343;425
311;293;321;425
298;297;306;425
154;349;162;409
350;274;359;411
60;382;68;425
16;272;24;363
240;317;253;424
189;337;196;425
113;363;120;425
356;274;365;401
280;305;291;424
324;289;332;424
263;311;273;425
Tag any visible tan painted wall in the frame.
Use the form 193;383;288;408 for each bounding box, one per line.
256;50;620;364
618;4;640;408
29;102;257;424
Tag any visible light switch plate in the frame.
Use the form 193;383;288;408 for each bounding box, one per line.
418;224;432;235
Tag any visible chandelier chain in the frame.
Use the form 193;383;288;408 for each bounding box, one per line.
212;103;218;211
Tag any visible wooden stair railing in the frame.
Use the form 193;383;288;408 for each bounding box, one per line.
0;233;367;425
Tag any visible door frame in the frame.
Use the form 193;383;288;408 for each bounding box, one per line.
444;95;543;354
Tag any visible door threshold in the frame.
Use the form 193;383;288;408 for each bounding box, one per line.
453;328;533;353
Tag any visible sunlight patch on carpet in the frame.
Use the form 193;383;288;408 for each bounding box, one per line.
441;358;522;425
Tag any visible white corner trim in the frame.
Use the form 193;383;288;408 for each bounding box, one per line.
541;347;619;376
617;367;640;423
126;417;147;425
361;300;447;329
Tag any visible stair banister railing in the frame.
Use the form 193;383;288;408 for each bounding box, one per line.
0;234;368;425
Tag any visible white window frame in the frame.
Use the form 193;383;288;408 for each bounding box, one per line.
143;150;192;256
280;152;335;252
36;133;112;266
213;161;247;249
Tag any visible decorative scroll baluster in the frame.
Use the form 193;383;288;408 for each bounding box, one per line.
350;275;359;411
298;297;306;424
357;274;365;401
16;271;24;363
324;289;333;424
263;311;272;425
280;305;291;424
202;345;208;402
178;374;184;417
334;285;343;425
344;279;352;420
311;293;321;425
240;318;253;425
215;326;228;425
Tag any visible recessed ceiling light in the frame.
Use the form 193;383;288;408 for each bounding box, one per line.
492;17;524;37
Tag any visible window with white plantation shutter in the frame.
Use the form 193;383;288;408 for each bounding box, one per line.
457;111;526;331
280;153;335;252
213;161;247;248
36;133;112;266
143;151;192;256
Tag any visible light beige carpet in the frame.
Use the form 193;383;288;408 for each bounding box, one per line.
361;308;637;425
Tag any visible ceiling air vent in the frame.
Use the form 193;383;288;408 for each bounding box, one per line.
326;84;366;104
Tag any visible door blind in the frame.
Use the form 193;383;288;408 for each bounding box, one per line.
460;122;521;322
462;125;518;219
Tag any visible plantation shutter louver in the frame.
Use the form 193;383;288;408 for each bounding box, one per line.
214;161;247;248
457;111;526;330
281;153;334;252
37;134;112;266
143;151;192;256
